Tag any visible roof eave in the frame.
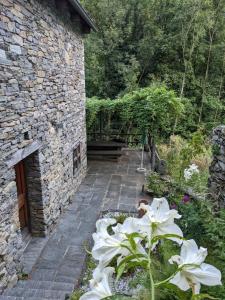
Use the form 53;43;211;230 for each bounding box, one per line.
68;0;97;32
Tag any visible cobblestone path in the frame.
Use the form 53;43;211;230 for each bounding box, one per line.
0;150;150;300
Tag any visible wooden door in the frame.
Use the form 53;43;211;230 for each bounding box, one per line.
15;161;29;230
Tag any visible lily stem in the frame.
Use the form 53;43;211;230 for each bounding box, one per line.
148;236;155;300
149;267;155;300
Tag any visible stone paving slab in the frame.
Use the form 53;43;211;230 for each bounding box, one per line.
1;150;151;300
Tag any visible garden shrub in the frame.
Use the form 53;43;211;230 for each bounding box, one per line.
147;172;170;197
175;199;225;299
86;85;184;142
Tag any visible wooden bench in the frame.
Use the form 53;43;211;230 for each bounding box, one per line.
87;141;124;161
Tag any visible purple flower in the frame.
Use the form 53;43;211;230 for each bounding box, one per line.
170;202;178;210
182;193;190;204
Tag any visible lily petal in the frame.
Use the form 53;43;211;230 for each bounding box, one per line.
80;266;114;300
181;240;207;265
96;218;117;236
169;271;190;291
151;197;170;215
155;222;183;244
187;263;222;286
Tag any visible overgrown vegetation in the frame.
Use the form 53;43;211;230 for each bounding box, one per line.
146;135;225;299
157;133;211;194
86;85;183;142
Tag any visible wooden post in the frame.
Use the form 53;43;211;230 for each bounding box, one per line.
151;140;156;171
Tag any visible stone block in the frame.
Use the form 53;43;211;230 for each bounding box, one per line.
12;34;23;46
9;45;21;55
0;49;11;65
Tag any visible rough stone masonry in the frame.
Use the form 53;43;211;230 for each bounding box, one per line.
0;0;93;291
208;125;225;208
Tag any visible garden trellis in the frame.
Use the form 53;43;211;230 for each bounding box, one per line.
86;85;184;167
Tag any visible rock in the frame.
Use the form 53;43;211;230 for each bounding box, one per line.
9;44;22;54
0;49;7;60
209;125;225;208
156;159;167;175
12;34;23;46
0;49;11;65
7;274;17;288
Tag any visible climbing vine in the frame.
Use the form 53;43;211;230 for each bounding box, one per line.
86;86;184;141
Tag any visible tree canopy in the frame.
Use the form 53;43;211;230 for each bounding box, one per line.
81;0;225;130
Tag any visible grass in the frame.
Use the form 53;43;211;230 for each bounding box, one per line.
70;290;83;300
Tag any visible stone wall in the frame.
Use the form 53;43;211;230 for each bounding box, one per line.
208;125;225;208
0;0;87;291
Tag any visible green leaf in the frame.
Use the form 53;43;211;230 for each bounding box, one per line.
116;263;126;282
116;257;148;282
125;260;148;269
124;232;143;251
191;294;220;300
117;253;147;269
104;295;132;299
151;233;185;244
125;233;137;251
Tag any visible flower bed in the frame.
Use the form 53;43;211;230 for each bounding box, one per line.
71;199;222;300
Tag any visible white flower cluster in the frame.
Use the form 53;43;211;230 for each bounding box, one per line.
184;163;199;181
80;198;221;299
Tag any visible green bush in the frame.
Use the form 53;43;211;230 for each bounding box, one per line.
147;172;170;197
86;86;184;141
174;199;225;299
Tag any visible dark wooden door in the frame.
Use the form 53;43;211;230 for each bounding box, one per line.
15;161;29;230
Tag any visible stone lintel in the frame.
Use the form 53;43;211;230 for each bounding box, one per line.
6;141;41;168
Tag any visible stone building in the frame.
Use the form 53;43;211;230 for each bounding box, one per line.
208;125;225;209
0;0;95;290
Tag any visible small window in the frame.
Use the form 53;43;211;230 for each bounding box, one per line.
73;144;81;175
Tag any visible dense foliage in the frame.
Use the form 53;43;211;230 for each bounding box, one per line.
81;0;225;131
86;86;183;140
146;135;225;299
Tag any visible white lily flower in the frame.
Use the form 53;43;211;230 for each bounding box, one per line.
80;265;114;300
184;169;192;181
138;197;183;246
112;217;148;261
169;239;222;294
96;218;117;236
92;218;130;266
184;164;199;181
112;216;145;235
92;217;148;266
189;164;199;173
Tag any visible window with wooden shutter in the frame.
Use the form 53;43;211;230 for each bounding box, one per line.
73;144;81;175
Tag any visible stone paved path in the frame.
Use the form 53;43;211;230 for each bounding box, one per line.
0;150;150;300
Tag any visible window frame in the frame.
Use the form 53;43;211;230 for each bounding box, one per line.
73;143;81;175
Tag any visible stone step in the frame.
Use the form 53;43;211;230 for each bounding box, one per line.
16;280;74;292
3;288;68;299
